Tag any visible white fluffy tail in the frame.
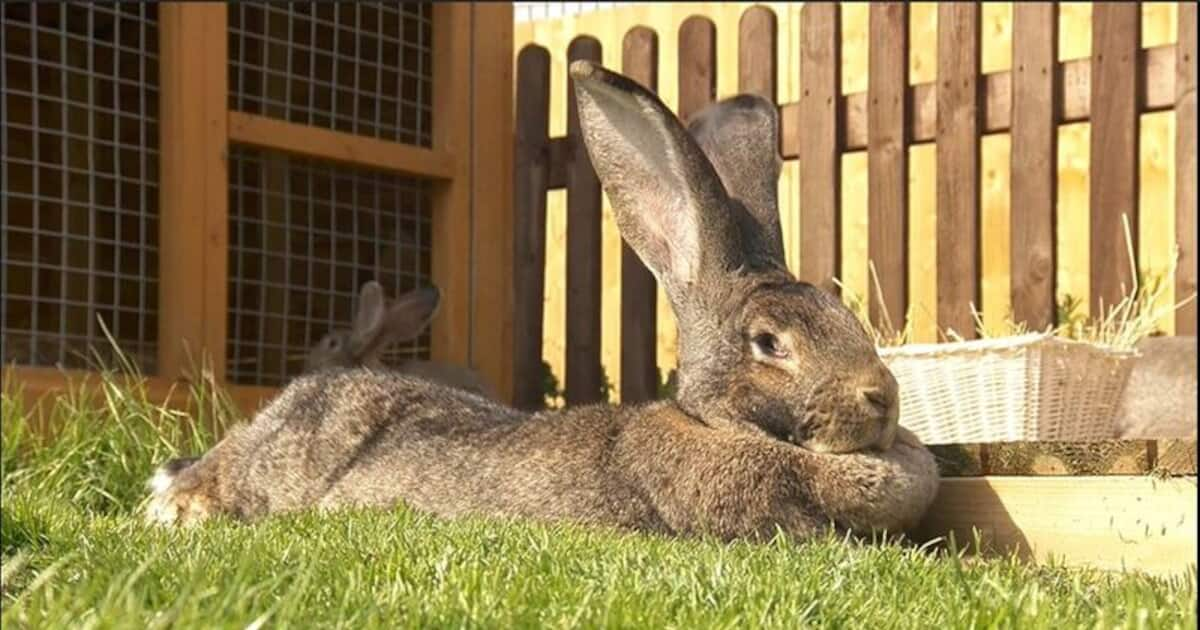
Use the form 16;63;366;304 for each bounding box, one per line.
146;457;199;496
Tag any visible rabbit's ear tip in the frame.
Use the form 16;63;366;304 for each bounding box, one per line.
569;60;597;80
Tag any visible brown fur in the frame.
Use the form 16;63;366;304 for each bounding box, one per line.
1115;335;1197;439
148;370;936;539
146;61;938;541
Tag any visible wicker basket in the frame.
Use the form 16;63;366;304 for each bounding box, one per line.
878;333;1139;445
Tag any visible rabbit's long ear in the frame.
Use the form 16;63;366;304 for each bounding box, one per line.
570;61;743;303
349;281;387;358
687;95;785;269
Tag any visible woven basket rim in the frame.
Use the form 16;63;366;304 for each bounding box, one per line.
876;332;1140;358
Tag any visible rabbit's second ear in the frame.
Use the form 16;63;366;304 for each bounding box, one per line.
569;61;744;303
687;95;785;269
349;281;387;357
380;286;441;344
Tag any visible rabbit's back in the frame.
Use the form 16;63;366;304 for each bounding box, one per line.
187;368;658;527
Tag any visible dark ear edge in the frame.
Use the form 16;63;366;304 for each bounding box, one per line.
686;94;785;269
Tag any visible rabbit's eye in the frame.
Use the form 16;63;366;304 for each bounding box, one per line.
325;337;340;350
752;332;788;359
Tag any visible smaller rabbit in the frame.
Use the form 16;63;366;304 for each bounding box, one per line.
305;281;497;399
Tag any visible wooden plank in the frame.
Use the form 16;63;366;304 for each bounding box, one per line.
430;3;473;368
915;476;1198;577
564;36;604;406
1009;4;1058;331
619;27;659;404
546;138;569;192
1177;3;1198;334
512;45;551;411
797;3;841;290
1155;439;1198;476
678;16;716;122
546;43;1177;191
3;367;269;432
1088;3;1140;316
776;44;1179;158
227;112;456;180
867;3;908;332
738;6;776;101
470;3;515;404
158;3;228;382
986;441;1152;475
936;3;981;340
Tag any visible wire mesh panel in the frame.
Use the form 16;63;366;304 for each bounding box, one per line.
227;145;433;387
228;2;433;147
2;3;160;372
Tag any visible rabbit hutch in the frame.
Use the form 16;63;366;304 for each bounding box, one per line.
2;3;515;411
3;1;1196;577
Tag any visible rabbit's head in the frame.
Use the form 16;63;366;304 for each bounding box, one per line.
571;61;897;454
305;282;440;372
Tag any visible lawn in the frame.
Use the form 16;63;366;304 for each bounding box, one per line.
1;370;1196;629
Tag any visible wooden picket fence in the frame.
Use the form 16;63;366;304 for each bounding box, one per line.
511;3;1197;411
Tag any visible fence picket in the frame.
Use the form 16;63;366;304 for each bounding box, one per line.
1088;3;1140;316
565;36;605;405
678;16;717;122
867;3;909;332
798;2;841;289
620;26;660;403
936;3;981;339
1176;2;1197;334
738;6;777;102
512;45;551;410
1010;4;1058;331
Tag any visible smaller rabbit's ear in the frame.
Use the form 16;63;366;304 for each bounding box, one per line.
687;95;785;270
379;286;441;345
349;281;387;358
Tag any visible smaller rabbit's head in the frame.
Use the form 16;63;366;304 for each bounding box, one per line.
571;61;898;454
305;282;440;372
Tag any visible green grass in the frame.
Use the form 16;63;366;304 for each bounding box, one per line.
1;370;1196;629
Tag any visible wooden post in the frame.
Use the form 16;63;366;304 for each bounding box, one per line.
1010;3;1058;332
738;6;777;102
512;45;551;410
470;2;516;403
678;16;717;122
1088;3;1141;317
620;26;659;404
936;3;981;339
1177;2;1198;334
430;3;472;368
867;3;908;333
564;36;604;406
798;3;841;289
158;2;229;382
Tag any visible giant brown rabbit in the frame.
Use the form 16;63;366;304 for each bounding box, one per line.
145;61;939;542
